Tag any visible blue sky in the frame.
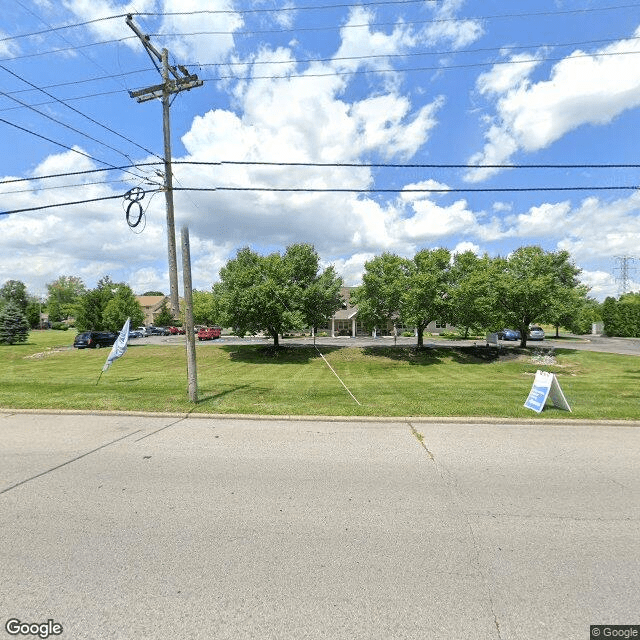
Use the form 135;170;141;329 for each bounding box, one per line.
1;0;640;301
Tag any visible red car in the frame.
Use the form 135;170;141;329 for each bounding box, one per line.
168;326;185;335
197;326;221;340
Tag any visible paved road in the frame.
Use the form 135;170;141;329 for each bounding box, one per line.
1;412;638;640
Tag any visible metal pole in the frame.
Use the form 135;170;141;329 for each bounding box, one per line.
162;48;180;319
181;226;198;402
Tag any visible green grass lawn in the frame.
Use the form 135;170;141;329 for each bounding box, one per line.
1;330;639;420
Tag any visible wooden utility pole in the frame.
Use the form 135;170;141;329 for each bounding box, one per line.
181;226;198;402
126;15;203;318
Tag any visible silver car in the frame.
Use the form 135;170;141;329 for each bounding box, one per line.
528;326;545;340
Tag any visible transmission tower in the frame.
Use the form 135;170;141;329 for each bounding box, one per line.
614;255;637;296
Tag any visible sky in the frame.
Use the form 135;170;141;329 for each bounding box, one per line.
1;0;640;302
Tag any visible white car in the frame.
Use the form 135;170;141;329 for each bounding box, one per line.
528;326;545;341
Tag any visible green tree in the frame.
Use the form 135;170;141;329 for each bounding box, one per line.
25;298;42;329
191;289;221;326
490;246;582;347
350;253;410;339
154;302;174;327
75;289;107;331
568;297;601;335
401;248;452;347
601;296;620;337
302;265;343;339
142;290;164;296
0;301;29;344
448;252;493;338
75;277;117;331
102;284;144;332
0;280;29;312
46;275;85;322
547;284;590;337
218;244;342;347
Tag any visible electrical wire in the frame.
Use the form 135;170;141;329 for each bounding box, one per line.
2;181;637;217
0;64;160;162
0;116;150;182
0;162;161;186
178;185;639;194
3;1;637;45
2;2;638;52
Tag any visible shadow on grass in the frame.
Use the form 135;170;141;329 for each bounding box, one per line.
221;344;342;364
196;384;258;406
360;345;506;365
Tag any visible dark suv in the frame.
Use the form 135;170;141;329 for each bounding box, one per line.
73;331;118;349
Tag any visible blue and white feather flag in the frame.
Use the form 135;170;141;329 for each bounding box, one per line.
102;317;130;372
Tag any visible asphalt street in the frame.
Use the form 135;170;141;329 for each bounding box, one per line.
1;412;638;640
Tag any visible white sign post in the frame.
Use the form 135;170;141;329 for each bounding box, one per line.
524;370;571;413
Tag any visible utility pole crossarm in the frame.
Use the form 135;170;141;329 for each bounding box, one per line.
126;14;204;318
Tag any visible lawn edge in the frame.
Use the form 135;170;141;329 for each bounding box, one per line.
1;407;639;427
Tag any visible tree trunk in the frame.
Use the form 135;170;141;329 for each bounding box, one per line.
270;329;279;347
416;324;424;348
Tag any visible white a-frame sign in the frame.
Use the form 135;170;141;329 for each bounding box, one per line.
524;370;572;413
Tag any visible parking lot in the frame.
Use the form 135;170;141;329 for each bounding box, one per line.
132;332;640;356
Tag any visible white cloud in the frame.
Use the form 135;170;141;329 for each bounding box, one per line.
62;0;159;41
422;0;483;50
159;0;243;63
505;201;573;238
452;241;480;256
468;28;640;181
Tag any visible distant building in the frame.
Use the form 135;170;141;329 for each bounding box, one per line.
136;295;170;325
322;287;455;337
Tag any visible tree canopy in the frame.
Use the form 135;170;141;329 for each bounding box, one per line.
351;245;588;346
218;243;343;347
490;246;583;346
46;275;86;322
76;278;143;332
0;280;29;312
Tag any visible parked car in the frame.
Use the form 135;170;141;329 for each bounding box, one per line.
147;326;170;336
128;329;144;339
528;326;545;341
197;326;222;340
497;328;521;341
73;331;118;349
168;326;185;335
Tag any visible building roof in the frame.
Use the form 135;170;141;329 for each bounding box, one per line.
136;295;167;310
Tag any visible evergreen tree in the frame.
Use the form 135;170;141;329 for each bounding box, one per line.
0;301;29;344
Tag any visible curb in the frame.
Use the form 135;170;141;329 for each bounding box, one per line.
1;408;639;427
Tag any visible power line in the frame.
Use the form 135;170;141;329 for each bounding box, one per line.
2;33;633;90
0;162;160;186
178;185;639;194
2;1;637;44
2;159;638;188
0;193;126;216
2;2;638;52
4;45;637;109
0;64;160;161
210;160;640;169
2;181;637;217
3;45;638;115
0;116;148;182
205;49;640;82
